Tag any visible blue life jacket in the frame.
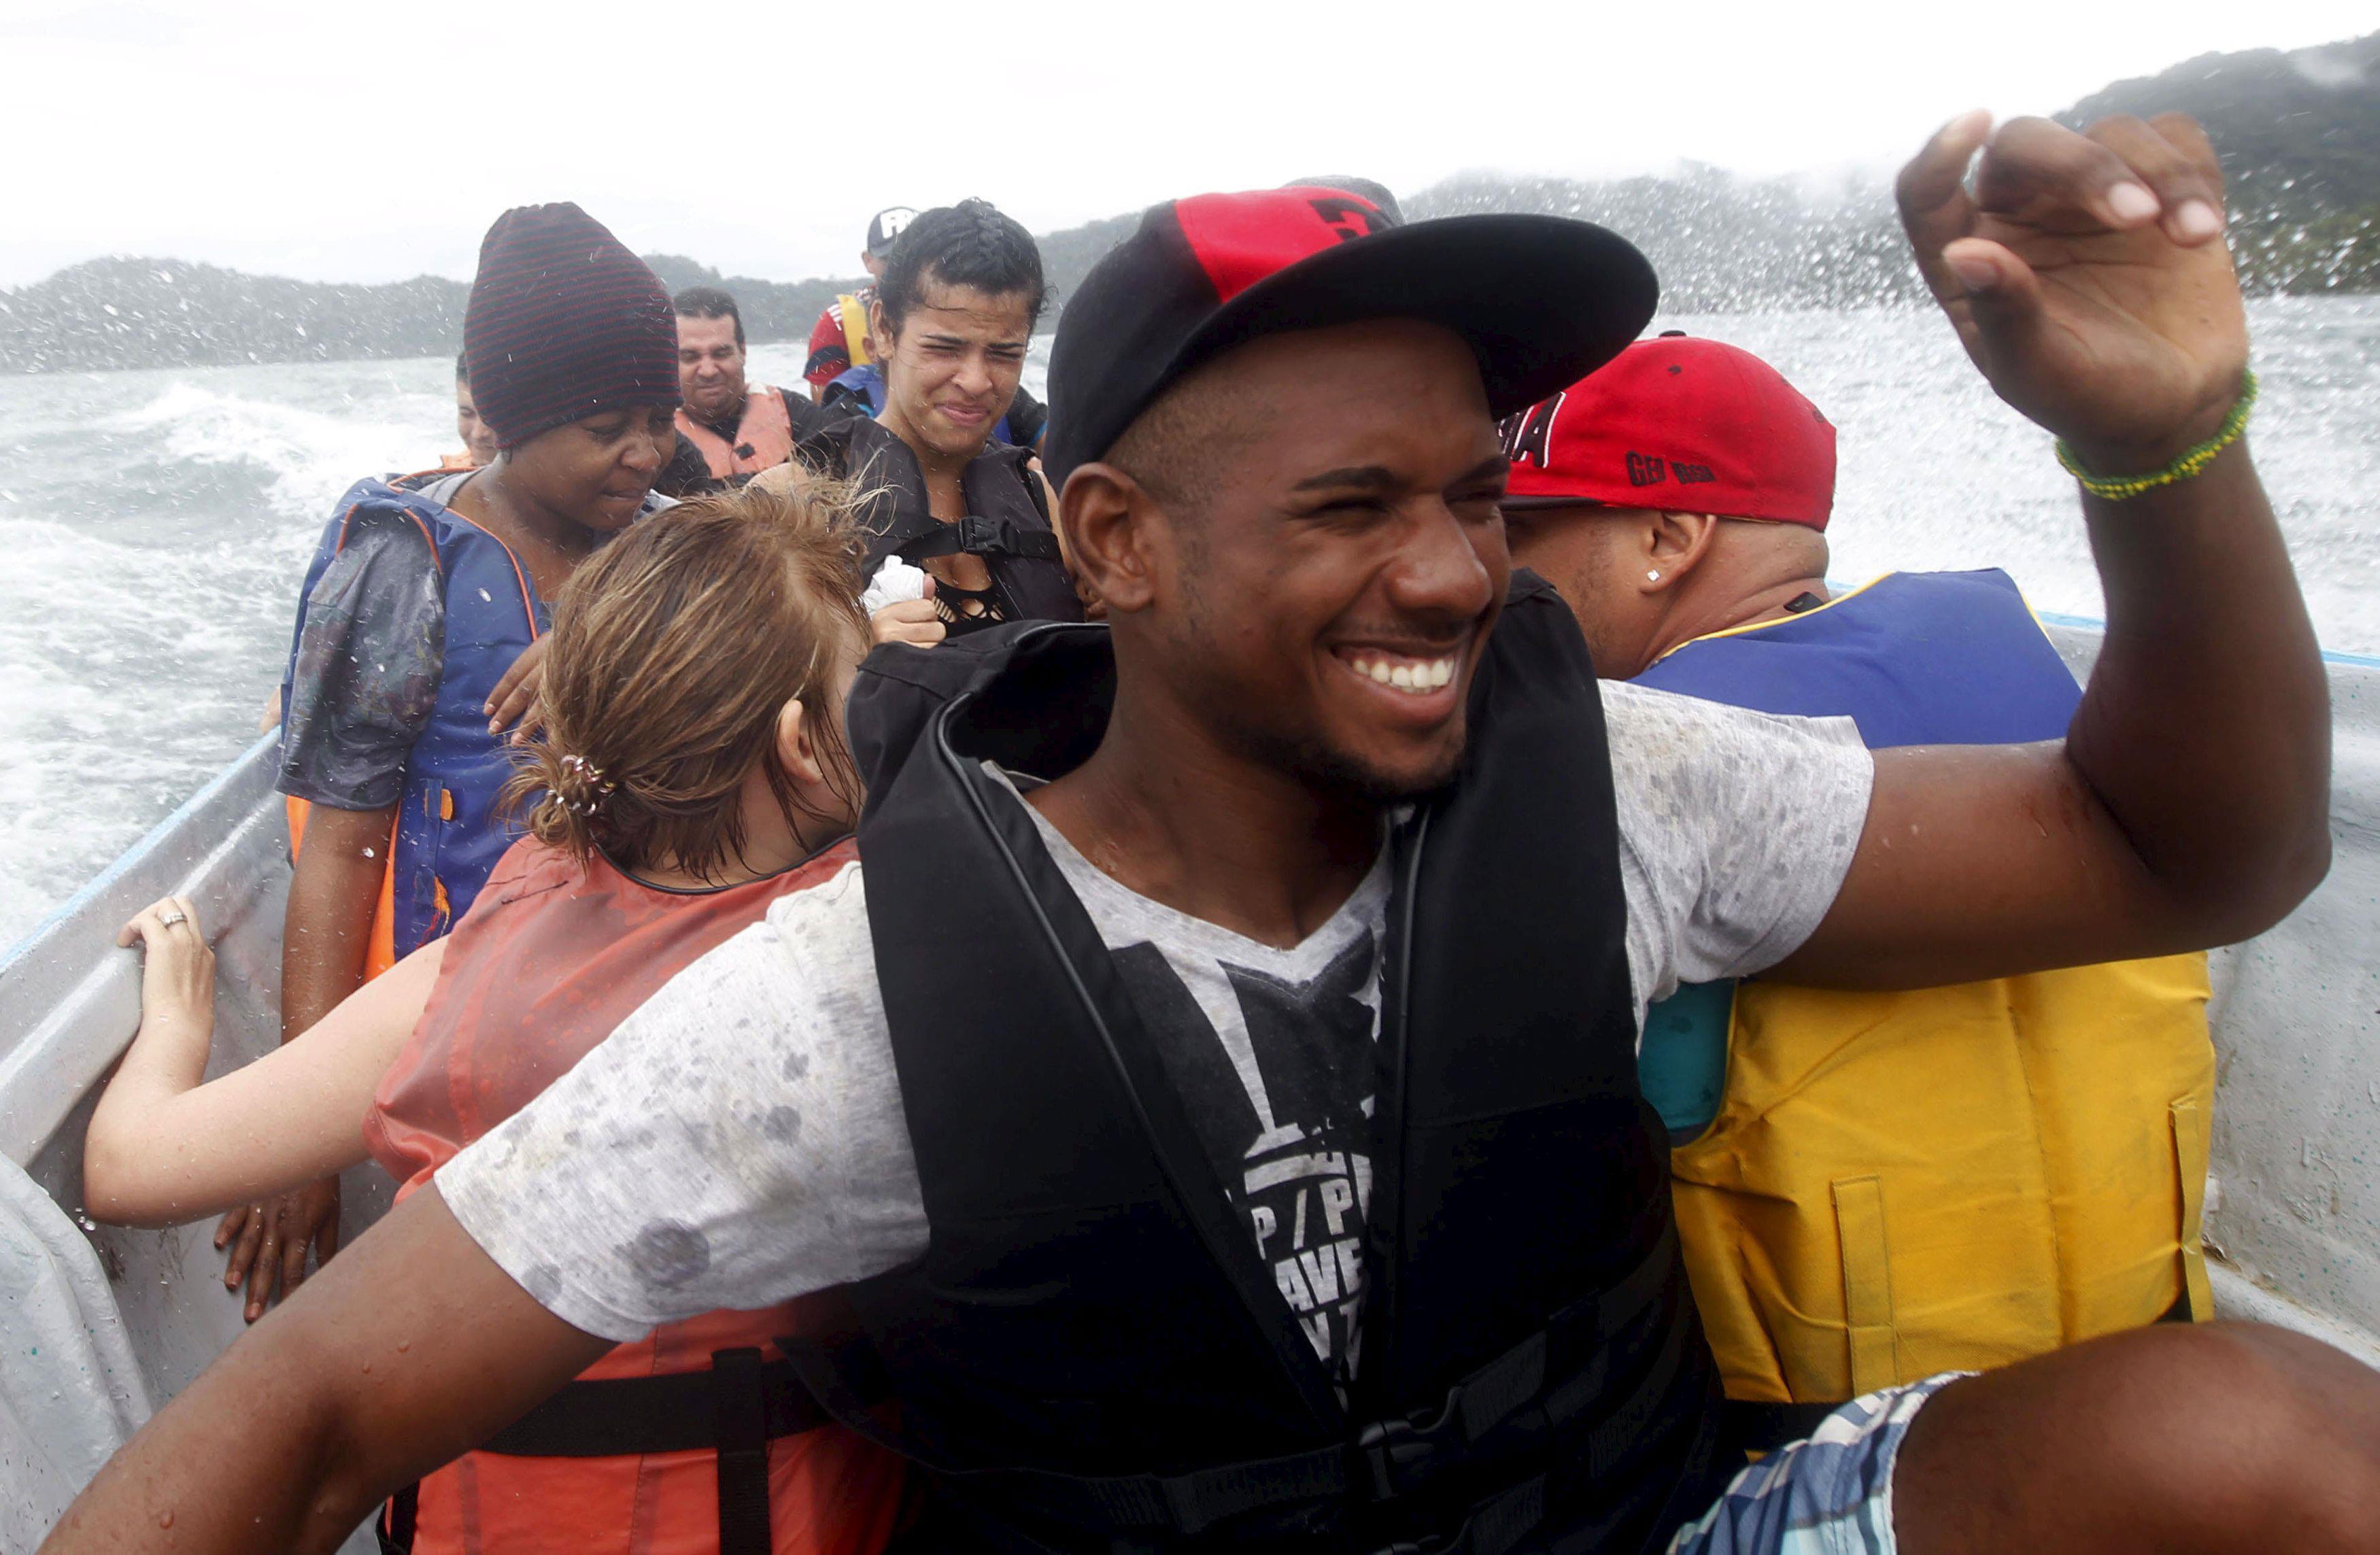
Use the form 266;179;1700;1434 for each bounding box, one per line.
1633;569;2079;745
279;471;547;959
1631;569;2081;1133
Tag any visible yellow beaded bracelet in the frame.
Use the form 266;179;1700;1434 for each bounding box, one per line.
2054;371;2258;501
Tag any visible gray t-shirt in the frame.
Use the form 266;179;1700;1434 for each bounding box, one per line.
439;681;1875;1345
1017;779;1391;1380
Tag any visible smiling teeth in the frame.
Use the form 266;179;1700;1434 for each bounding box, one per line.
1350;655;1456;693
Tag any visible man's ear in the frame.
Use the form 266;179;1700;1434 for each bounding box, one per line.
1059;462;1162;614
1641;511;1719;594
774;696;823;787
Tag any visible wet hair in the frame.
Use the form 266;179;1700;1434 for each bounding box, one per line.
673;284;746;349
876;199;1047;337
454;351;470;386
502;482;870;878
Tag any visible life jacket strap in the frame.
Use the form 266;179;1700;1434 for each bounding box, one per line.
477;1342;882;1456
1373;1473;1547;1555
786;1322;1350;1535
373;1484;418;1554
713;1347;772;1555
1719;1399;1840;1455
785;1225;1680;1543
896;514;1064;566
478;1343;889;1555
1365;1222;1682;1500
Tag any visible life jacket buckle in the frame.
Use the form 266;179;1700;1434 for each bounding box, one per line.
1354;1389;1463;1501
1360;1533;1459;1555
947;514;1061;563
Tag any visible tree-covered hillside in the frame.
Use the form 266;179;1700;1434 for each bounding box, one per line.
5;31;2371;372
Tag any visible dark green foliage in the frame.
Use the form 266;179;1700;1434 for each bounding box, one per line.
0;258;471;373
636;254;865;343
1391;32;2379;311
0;254;864;375
2060;33;2380;294
2060;34;2380;211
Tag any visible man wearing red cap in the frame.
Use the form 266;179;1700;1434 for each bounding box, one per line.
1497;332;1841;680
47;114;2380;1555
1501;334;2220;1452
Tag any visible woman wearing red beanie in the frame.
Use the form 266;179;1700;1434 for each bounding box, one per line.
233;203;683;1325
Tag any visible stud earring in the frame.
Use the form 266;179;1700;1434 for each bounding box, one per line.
1646;570;1661;582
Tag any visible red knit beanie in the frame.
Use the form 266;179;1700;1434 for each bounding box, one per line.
464;203;679;449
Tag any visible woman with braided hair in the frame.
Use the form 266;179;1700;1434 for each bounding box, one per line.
87;483;904;1555
798;198;1087;641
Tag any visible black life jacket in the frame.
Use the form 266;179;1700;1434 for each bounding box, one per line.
796;415;1083;633
812;575;1731;1554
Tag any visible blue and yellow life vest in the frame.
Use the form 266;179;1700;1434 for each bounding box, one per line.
279;471;545;966
1634;569;2215;1415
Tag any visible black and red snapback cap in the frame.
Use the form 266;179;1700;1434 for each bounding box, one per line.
1043;187;1658;488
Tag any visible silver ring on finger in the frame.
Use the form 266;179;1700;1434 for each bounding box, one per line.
158;910;188;928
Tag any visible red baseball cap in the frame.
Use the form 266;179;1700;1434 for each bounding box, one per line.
1499;334;1836;530
1044;188;1657;488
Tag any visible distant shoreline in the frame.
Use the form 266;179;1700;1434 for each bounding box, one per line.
8;29;2373;377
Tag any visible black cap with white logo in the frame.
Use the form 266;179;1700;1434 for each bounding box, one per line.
866;207;918;257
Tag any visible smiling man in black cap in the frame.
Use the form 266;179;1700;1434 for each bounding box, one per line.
47;112;2380;1555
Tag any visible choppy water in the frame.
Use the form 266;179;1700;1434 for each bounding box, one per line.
1;311;2375;946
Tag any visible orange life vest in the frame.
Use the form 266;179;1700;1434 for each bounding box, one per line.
283;799;400;980
364;837;904;1555
676;386;798;481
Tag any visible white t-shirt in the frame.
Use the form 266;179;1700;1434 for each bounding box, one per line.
439;681;1875;1344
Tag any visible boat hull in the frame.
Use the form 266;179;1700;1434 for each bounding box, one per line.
0;636;2375;1545
0;732;388;1552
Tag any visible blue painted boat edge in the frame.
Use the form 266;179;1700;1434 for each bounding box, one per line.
0;730;282;971
2033;609;2380;669
1819;579;2380;670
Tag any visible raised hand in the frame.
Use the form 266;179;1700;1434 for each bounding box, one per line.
1897;111;2249;475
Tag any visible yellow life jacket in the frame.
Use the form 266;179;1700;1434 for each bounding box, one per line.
1632;571;2216;1412
838;292;874;370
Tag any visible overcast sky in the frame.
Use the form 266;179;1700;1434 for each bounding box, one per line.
2;0;2368;289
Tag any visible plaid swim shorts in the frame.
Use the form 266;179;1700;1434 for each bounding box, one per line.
1667;1373;1968;1555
